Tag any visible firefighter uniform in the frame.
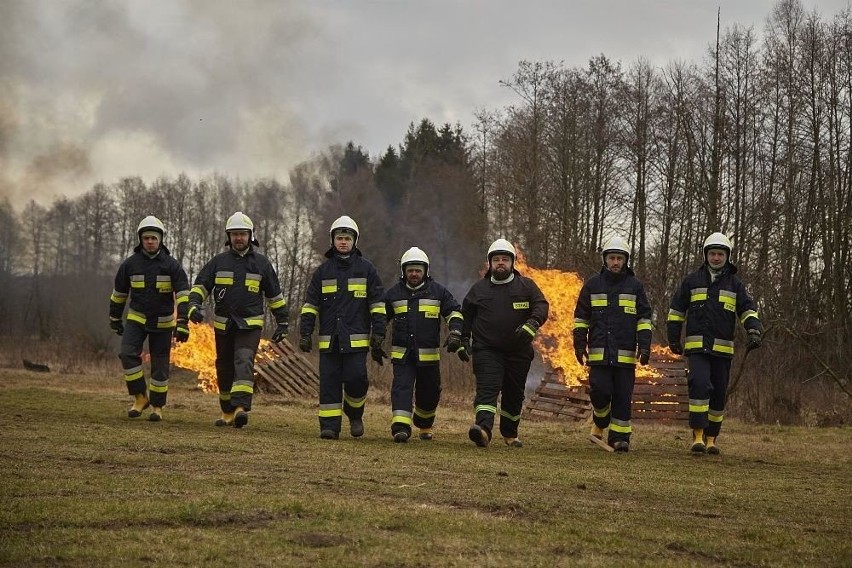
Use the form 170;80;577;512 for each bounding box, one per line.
384;272;462;440
188;214;288;424
300;241;385;438
461;240;549;446
573;262;652;448
667;233;762;453
109;218;190;417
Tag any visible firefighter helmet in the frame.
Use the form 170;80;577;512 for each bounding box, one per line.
137;215;165;239
330;215;359;246
601;235;630;263
487;238;516;262
225;211;254;233
400;246;430;278
703;232;732;256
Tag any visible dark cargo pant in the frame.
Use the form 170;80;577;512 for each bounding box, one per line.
119;323;172;407
471;344;533;439
214;327;262;412
589;365;636;445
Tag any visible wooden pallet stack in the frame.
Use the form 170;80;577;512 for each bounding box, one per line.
253;340;320;398
523;351;688;423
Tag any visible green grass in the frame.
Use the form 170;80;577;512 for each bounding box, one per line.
1;369;850;567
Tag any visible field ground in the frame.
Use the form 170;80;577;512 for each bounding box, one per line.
1;369;850;567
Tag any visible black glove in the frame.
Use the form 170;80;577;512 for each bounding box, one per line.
187;304;204;324
638;349;650;365
271;323;288;343
445;331;462;353
514;319;539;344
174;319;189;343
371;346;389;366
109;319;124;336
457;337;471;362
298;335;312;353
747;329;762;350
669;341;683;355
575;348;587;366
369;334;388;365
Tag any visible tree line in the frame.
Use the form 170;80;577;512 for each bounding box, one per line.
0;0;847;423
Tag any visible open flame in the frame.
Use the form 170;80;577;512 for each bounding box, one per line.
171;323;269;393
514;250;661;385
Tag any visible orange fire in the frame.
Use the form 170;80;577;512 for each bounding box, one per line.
515;250;661;385
171;323;269;393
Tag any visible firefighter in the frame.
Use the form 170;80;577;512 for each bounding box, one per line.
573;236;653;452
186;212;289;428
382;247;465;443
299;216;386;440
460;239;549;448
667;232;762;454
109;216;190;421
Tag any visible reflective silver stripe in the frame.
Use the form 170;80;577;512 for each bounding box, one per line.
130;274;145;288
391;346;406;359
191;284;209;300
215;271;234;278
591;293;607;306
718;290;736;302
684;335;703;349
418;299;441;307
690;287;708;301
321;279;337;286
392;300;408;314
245;273;262;281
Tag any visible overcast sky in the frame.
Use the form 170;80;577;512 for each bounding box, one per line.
1;0;848;209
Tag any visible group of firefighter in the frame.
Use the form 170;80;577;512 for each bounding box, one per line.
110;212;762;454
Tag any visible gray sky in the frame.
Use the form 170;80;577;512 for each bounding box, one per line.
1;0;847;209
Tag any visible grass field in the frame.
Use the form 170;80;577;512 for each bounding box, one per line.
1;368;850;567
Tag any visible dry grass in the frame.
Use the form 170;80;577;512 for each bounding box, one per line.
1;367;850;567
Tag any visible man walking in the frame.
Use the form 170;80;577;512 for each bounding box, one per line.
461;239;549;448
382;247;464;443
109;216;190;421
187;212;289;428
299;216;386;440
573;236;653;452
667;232;762;454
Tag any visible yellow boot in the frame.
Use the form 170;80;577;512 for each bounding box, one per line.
691;428;706;453
149;407;163;422
590;424;605;439
215;411;235;427
128;393;149;418
418;428;433;441
234;407;249;428
706;436;720;455
503;437;523;448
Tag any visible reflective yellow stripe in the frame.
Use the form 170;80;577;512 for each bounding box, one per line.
708;411;724;423
419;348;440;362
370;303;386;315
667;309;685;322
593;403;611;418
637;319;652;331
318;336;331;349
130;275;145;288
124;366;144;381
712;339;734;354
574;318;589;329
499;409;521;421
413;406;436;419
191;285;208;300
244;317;264;328
149;383;168;393
127;310;146;325
617;350;636;364
318;405;343;418
392;301;408;314
344;393;367;408
156;315;175;329
267;294;285;309
231;384;254;394
446;311;462;323
588;348;604;361
591;294;607;307
215;271;234;285
392;411;413;425
684;335;703;350
740;310;759;324
110;290;128;304
321;279;338;294
690;287;708;302
610;418;632;433
618;294;636;308
475;404;497;414
689;399;710;413
301;304;319;316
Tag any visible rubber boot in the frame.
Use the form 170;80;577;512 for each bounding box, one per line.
468;424;491;447
503;437;523;448
590;424;605;440
128;393;149;418
418;428;433;441
215;411;235;427
393;431;410;443
320;429;339;440
350;418;364;438
706;436;720;455
613;440;630;452
691;428;706;453
234;407;248;428
149;407;163;422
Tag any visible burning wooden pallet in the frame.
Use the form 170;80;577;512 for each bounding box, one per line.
523;352;688;423
253;340;320;398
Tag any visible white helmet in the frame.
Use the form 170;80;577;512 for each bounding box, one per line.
137;215;165;239
330;215;359;246
487;238;516;262
601;235;630;263
400;246;430;278
703;232;732;257
225;211;254;232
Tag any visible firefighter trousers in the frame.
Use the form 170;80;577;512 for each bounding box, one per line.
118;323;172;407
214;327;262;412
318;347;369;434
687;353;731;437
390;362;441;435
471;345;533;439
589;365;635;444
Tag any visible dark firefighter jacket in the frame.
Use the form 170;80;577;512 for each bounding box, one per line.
109;244;190;332
383;278;463;365
573;266;653;367
299;248;386;353
667;263;762;358
461;270;549;352
188;246;287;334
